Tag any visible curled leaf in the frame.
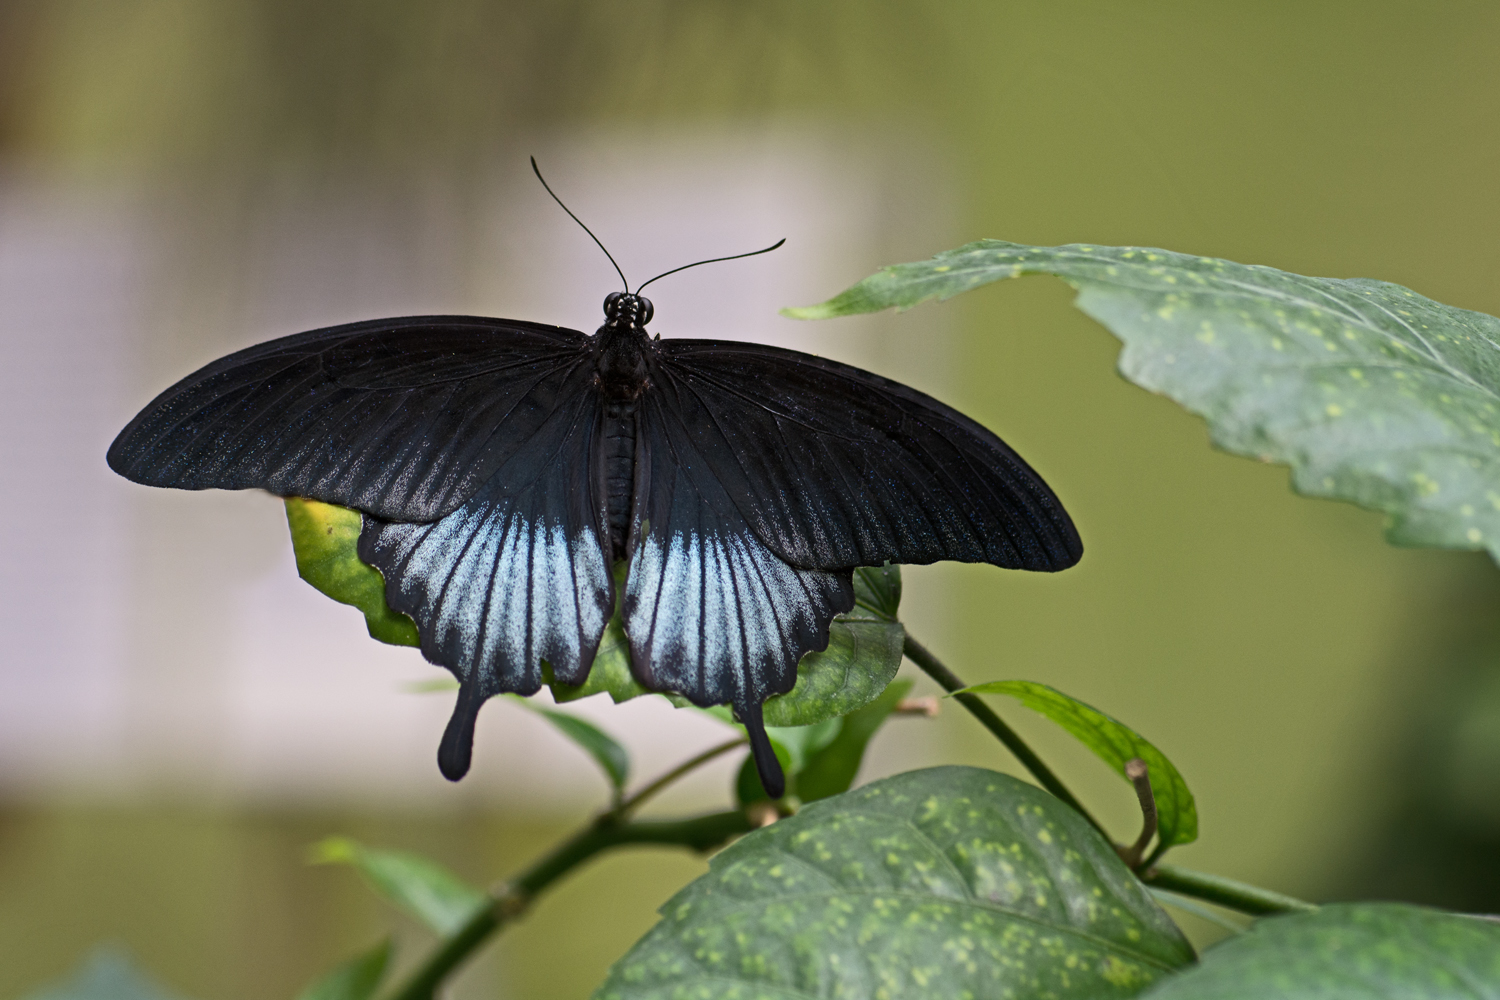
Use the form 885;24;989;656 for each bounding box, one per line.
958;680;1197;847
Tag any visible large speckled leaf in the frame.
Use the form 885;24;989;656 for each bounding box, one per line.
1137;904;1500;999
788;242;1500;562
285;498;418;646
958;680;1197;848
594;766;1193;1000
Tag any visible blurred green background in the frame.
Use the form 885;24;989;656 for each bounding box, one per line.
2;1;1498;997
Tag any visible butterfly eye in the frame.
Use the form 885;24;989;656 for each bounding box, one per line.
603;291;624;317
638;297;653;325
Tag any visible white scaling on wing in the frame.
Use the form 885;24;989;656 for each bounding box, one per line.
626;525;820;703
373;496;609;690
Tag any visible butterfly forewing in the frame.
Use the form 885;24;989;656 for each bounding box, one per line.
107;316;593;522
649;340;1082;572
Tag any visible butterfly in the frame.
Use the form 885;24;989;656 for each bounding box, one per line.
106;168;1082;798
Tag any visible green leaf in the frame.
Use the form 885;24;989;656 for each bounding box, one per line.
294;940;392;1000
595;766;1193;1000
753;564;907;729
852;562;901;619
284;498;419;646
788;241;1500;563
23;948;193;1000
1136;904;1500;999
309;836;485;935
504;695;630;793
796;678;912;802
958;680;1197;847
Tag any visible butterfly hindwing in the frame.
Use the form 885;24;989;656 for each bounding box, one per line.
648;340;1082;573
107;316;593;522
624;391;856;797
358;372;613;780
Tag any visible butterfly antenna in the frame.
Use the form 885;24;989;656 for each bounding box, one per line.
635;238;787;294
531;156;630;293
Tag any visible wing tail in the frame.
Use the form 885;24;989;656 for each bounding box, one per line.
739;699;785;800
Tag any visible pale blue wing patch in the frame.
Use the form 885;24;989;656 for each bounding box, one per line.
624;401;854;709
365;493;610;693
358;396;611;780
625;508;850;707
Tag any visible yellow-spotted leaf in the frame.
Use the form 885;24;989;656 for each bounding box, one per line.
595;767;1193;1000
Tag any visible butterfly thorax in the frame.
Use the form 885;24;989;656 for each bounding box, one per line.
594;292;656;558
593;292;655;402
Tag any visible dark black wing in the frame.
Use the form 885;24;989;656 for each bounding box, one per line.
107;315;592;522
358;362;613;780
623;389;856;798
646;340;1082;572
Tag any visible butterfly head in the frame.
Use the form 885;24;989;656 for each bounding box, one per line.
603;291;654;330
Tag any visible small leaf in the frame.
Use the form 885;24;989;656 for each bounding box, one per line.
294;940;392;1000
284;498;418;646
1136;904;1500;999
796;678;913;802
852;563;901;620
504;695;630;793
761;613;905;726
595;766;1193;1000
309;836;485;935
23;947;193;1000
959;680;1197;847
788;242;1500;565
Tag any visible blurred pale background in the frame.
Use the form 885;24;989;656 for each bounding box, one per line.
1;2;1498;997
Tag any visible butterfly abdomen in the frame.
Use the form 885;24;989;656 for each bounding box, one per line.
601;399;638;561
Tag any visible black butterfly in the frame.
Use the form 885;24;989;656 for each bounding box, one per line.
107;175;1081;798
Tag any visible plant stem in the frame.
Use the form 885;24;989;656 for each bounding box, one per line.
901;633;1105;837
615;737;746;819
1142;864;1318;916
382;810;754;1000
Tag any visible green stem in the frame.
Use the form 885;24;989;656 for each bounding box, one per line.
382;810;753;1000
1142;864;1318;916
615;737;747;819
902;633;1105;838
